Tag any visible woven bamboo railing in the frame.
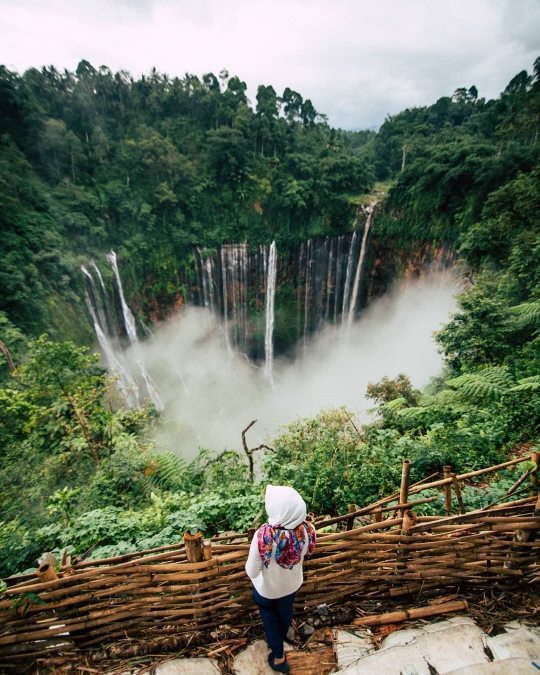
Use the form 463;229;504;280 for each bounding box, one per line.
0;455;539;663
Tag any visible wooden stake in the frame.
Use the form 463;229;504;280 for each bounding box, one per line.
444;466;453;517
402;510;418;535
452;474;466;514
346;504;356;531
202;540;213;561
184;531;203;563
399;459;411;513
36;564;58;583
531;451;539;495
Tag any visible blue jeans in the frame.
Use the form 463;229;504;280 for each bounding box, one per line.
252;585;296;659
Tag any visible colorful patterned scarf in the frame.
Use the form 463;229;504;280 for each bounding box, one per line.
257;521;316;569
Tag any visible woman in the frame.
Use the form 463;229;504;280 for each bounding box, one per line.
245;485;316;673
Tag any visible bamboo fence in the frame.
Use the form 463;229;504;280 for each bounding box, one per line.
0;454;539;663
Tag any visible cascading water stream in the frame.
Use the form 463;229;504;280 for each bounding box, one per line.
81;265;140;408
90;261;114;337
106;251;138;344
106;251;164;410
348;203;376;326
220;247;231;355
264;241;277;385
341;231;358;322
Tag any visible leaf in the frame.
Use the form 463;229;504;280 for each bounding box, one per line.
445;367;515;401
507;301;540;329
385;397;408;410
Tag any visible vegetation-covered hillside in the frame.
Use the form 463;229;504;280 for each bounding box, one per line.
1;58;540;578
0;62;375;348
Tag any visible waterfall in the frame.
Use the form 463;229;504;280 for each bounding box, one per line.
341;231;358;322
90;261;114;337
333;235;345;323
303;240;312;347
81;265;140;408
106;251;138;345
325;237;334;324
220;247;232;354
348;203;376;325
264;241;277;384
106;251;164;410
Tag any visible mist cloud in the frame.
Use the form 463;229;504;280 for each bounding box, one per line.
127;272;458;459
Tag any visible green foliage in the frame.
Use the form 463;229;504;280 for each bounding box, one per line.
267;409;416;513
0;62;375;347
3;59;540;581
366;374;420;407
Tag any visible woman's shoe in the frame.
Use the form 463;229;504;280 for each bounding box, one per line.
268;653;290;673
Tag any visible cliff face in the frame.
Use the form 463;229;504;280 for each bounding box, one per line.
87;204;457;361
365;239;457;305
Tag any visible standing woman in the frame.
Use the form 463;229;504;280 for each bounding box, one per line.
245;485;316;673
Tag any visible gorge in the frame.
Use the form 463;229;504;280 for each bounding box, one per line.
81;212;457;457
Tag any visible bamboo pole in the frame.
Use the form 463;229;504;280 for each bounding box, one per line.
354;600;468;626
346;504;356;531
452;474;466;514
401;510;418;535
313;496;437;528
406;455;532;497
444;466;453;516
203;540;213;561
36;564;58;583
531;451;539;495
399;460;411;514
184;531;203;563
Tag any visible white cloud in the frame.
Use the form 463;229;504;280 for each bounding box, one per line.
1;0;539;128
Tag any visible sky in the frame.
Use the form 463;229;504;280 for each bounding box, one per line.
1;0;540;129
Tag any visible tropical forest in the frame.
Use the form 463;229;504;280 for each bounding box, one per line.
1;55;540;584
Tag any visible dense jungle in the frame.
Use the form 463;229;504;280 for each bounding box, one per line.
1;57;540;578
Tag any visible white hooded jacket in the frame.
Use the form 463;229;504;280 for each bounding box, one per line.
245;485;309;599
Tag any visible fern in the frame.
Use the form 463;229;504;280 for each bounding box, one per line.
458;379;506;400
508;301;540;330
397;406;431;418
385;397;408;409
142;452;188;492
445;367;515;401
510;375;540;392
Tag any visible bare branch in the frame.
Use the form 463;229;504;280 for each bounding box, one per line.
241;420;274;482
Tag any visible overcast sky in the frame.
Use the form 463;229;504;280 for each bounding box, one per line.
2;0;540;129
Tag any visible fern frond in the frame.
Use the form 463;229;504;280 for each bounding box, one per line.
445;374;473;388
510;375;540;392
478;366;515;388
508;301;540;330
397;406;430;418
385;397;408;409
516;375;540;384
144;452;188;491
459;379;506;400
445;368;512;401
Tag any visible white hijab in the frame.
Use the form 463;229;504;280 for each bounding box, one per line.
265;485;307;529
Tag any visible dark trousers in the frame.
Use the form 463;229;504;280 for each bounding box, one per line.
252;585;296;659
